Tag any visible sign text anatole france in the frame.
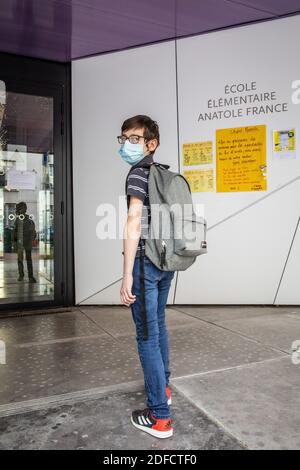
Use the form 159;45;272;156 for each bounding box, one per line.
197;81;290;121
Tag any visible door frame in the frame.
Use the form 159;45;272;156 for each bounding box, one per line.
0;52;74;312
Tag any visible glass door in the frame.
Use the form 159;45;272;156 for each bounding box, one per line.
0;78;63;306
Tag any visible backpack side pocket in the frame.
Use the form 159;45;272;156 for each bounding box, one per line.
173;213;207;257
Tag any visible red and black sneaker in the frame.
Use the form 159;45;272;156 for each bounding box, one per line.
166;384;172;405
131;408;173;439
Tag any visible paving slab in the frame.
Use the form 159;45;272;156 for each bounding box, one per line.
0;388;245;450
173;356;300;450
160;322;285;378
0;336;142;405
216;314;300;353
0;310;105;345
80;306;201;337
174;305;300;323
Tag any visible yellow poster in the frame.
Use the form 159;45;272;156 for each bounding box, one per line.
182;141;213;166
216;125;267;192
273;129;296;159
183;169;214;192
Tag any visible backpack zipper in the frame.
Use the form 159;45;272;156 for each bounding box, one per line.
160;240;167;268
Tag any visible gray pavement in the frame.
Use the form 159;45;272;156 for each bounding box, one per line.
0;305;299;449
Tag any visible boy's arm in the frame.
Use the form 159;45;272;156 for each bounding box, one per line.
120;196;143;306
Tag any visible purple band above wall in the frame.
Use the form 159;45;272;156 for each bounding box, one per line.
0;0;299;62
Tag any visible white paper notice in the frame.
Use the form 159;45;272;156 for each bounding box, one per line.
7;170;36;190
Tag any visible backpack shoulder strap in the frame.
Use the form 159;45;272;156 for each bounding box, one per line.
137;162;170;170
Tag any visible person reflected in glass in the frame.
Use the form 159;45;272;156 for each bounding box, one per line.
13;201;37;283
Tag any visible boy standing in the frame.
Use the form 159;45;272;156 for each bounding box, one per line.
119;115;174;439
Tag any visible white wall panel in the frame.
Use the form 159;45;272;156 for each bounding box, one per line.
275;218;300;305
72;15;300;306
175;180;300;304
175;15;300;304
72;42;178;304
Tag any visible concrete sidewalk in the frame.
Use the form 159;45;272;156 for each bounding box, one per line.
0;305;299;449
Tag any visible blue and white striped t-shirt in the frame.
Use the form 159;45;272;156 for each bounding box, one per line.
125;153;154;256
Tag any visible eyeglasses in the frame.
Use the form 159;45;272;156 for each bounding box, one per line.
117;134;148;145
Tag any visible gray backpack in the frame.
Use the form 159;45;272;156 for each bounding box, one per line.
142;162;207;271
126;161;207;340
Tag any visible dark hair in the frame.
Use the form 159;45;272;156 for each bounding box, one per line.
16;201;27;212
121;114;160;151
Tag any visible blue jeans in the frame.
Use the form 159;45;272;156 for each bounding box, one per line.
131;254;175;419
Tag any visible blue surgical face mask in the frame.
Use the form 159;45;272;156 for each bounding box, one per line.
118;141;145;165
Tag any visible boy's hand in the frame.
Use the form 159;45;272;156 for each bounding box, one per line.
120;273;136;307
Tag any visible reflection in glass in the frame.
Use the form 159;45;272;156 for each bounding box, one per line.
0;89;54;303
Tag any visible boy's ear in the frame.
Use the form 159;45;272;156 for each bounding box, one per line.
147;138;158;151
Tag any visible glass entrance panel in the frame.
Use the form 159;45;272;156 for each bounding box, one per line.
0;80;54;303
